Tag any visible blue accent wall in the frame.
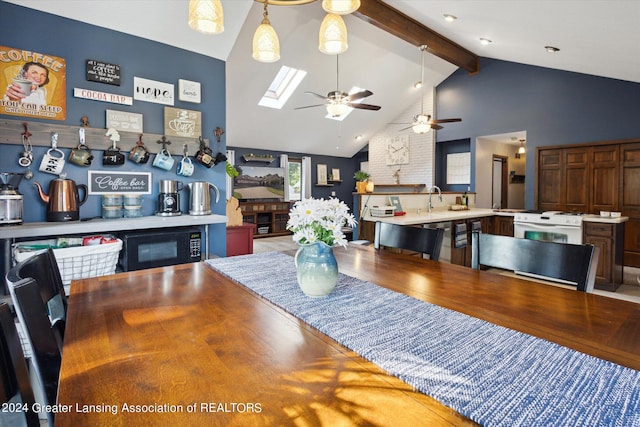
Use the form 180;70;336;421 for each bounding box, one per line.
435;58;640;208
0;3;227;257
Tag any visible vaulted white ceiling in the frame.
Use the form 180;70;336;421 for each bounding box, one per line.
6;0;640;156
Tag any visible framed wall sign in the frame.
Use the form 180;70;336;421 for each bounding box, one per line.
87;171;152;194
164;107;201;138
106;109;143;132
178;79;201;103
134;76;174;105
86;59;121;86
317;164;328;184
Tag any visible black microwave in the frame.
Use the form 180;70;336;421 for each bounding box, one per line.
118;227;202;272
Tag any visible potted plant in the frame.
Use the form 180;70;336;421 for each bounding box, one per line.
353;170;370;193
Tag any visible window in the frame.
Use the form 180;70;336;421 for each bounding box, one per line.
288;158;302;201
258;66;307;110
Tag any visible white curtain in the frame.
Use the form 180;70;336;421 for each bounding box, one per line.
226;149;235;200
301;156;312;200
280;154;289;202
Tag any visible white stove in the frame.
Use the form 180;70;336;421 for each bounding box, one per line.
513;211;584;244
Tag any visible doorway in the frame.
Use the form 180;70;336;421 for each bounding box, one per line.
492;155;508;209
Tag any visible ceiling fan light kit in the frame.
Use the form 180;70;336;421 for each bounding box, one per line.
253;1;281;63
412;114;431;134
188;0;224;34
319;13;349;54
322;0;361;15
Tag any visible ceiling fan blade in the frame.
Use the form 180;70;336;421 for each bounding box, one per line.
431;118;461;124
430;124;444;130
346;90;373;102
348;103;381;111
399;125;413;131
304;91;329;101
389;122;412;125
294;104;325;110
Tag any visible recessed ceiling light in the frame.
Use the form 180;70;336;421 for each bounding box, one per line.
414;81;422;89
545;46;560;53
480;38;492;45
355;135;363;140
443;14;457;22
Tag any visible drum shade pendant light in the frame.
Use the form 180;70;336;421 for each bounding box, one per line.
319;13;348;54
188;0;224;34
253;0;280;63
322;0;361;15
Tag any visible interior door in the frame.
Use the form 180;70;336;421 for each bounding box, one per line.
492;156;508;209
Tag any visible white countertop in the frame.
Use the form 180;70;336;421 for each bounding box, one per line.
364;208;497;226
582;214;628;224
0;214;228;239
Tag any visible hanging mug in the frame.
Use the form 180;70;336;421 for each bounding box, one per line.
39;147;66;175
103;147;125;166
69;143;94;166
129;144;150;164
153;148;175;171
176;156;194;177
195;137;214;168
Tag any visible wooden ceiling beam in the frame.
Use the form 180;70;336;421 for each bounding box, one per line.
353;0;480;74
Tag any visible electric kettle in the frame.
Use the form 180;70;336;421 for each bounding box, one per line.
34;176;88;221
188;181;220;215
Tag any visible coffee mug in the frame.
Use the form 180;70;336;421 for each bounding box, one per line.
12;78;33;97
153;149;175;171
177;156;194;177
129;145;150;164
69;144;94;166
195;146;214;168
39;148;65;175
103;147;125;166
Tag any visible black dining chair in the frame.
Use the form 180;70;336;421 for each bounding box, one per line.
8;277;62;427
6;248;66;347
471;231;600;292
373;221;445;261
0;302;40;427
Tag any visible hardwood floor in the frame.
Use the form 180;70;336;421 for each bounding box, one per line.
253;236;640;304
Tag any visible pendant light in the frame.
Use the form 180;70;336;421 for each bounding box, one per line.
322;0;361;15
253;0;280;63
413;45;430;134
188;0;224;34
319;13;348;54
518;139;526;154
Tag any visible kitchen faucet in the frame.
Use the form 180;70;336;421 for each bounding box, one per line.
427;186;442;213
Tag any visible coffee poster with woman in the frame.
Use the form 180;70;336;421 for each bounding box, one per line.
1;46;67;120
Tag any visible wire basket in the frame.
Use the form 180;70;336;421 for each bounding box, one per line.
370;206;396;217
13;239;123;285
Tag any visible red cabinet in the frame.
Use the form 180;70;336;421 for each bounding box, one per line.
226;223;256;257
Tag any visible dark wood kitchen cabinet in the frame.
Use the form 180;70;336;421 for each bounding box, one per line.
493;216;514;236
537;139;640;267
583;221;624;291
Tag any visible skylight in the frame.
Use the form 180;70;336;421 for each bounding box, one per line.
258;66;307;109
326;86;364;121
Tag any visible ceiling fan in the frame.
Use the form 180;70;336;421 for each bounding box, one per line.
391;45;461;133
295;55;381;117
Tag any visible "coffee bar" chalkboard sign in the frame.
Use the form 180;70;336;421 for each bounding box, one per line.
86;59;121;86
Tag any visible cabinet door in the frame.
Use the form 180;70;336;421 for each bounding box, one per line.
537;149;564;211
621;143;640;266
564;148;589;212
590;145;619;213
493;216;514;236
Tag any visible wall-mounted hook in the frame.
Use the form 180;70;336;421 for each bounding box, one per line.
21;122;32;139
214;126;225;143
106;128;120;149
136;134;144;147
50;132;58;149
156;136;171;151
183;143;189;157
79;128;85;145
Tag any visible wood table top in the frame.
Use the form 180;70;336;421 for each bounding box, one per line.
56;244;640;426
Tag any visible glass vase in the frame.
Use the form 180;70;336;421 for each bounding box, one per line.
294;241;338;297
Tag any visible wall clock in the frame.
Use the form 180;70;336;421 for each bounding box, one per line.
386;136;410;165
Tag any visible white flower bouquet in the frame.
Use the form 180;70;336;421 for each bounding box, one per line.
287;197;356;248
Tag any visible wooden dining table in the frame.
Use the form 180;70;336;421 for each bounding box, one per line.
55;244;640;426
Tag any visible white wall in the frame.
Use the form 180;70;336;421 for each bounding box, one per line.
366;87;436;187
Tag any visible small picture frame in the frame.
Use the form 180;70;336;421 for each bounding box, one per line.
178;79;201;103
317;164;328;184
389;196;403;212
331;168;341;181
